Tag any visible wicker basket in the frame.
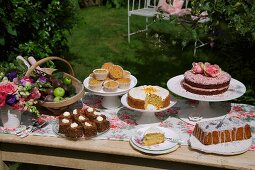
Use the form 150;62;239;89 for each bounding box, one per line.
25;56;85;115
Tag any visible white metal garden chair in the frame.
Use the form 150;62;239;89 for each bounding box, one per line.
128;0;189;42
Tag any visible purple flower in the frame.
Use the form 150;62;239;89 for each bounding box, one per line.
6;94;17;105
38;76;47;83
20;76;34;86
6;71;17;81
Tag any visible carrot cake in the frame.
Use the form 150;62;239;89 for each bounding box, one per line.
128;85;170;110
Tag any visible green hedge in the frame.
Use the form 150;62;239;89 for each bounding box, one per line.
0;0;80;61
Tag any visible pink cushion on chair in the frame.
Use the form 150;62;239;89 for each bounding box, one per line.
157;0;191;16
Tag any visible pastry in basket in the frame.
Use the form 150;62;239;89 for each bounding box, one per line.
94;116;110;133
142;127;165;146
58;118;73;134
65;122;84;139
83;121;98;138
193;117;252;145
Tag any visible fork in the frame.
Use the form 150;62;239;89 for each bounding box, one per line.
165;137;183;145
15;119;37;135
17;119;48;138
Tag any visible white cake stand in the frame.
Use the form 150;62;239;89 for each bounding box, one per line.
167;75;246;125
83;75;137;109
121;94;177;124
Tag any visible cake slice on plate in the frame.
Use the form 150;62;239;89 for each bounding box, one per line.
142;127;165;146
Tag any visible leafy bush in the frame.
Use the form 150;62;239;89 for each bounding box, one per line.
153;0;255;104
0;0;80;61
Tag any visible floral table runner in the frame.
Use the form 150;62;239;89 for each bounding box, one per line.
1;93;255;151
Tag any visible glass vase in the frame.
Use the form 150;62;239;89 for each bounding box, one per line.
0;105;22;129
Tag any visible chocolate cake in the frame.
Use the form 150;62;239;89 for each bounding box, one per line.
83;121;97;138
94;116;110;133
58;118;72;134
65;122;84;139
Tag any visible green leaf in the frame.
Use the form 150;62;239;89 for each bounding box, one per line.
52;71;64;80
7;25;17;36
0;37;5;46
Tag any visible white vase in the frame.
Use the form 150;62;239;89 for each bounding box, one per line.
0;106;22;128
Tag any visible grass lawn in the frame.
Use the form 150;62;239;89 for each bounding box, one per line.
66;6;199;88
66;6;254;104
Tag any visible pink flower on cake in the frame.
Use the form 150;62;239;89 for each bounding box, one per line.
192;62;204;74
204;62;222;77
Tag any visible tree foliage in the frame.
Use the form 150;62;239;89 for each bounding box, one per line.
0;0;80;61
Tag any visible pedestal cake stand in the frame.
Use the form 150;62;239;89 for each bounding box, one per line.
83;75;137;109
167;75;246;124
121;94;177;124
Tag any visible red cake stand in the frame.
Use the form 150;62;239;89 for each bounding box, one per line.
167;75;246;125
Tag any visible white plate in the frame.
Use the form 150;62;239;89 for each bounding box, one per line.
130;126;180;154
121;94;177;113
189;134;252;155
167;75;246;102
83;75;137;96
130;140;179;154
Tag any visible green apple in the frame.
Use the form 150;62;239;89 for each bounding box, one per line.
54;96;63;102
53;87;65;97
63;77;72;85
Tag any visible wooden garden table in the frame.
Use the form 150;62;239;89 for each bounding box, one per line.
0;133;255;170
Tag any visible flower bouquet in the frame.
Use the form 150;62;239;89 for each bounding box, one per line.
0;71;41;116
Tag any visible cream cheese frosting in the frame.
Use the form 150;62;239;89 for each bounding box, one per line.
129;85;169;100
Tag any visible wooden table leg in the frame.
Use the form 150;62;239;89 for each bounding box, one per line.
0;144;9;170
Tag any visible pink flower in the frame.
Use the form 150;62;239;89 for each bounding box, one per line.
20;76;34;86
0;82;17;94
204;62;221;77
249;144;255;151
192;62;204;74
0;92;8;107
12;98;25;111
28;87;41;100
187;129;193;134
110;124;118;129
232;105;243;112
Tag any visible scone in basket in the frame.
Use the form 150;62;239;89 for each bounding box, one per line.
25;56;84;115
